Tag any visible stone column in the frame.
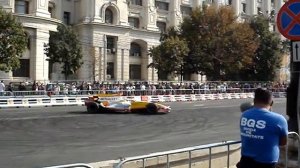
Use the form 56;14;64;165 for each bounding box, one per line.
193;0;201;9
123;49;130;81
77;0;92;23
147;44;158;81
32;0;50;18
169;0;181;27
98;47;105;81
249;0;256;15
116;36;130;81
115;48;123;80
31;29;50;81
102;35;107;81
232;0;240;16
274;0;284;34
93;0;102;22
143;0;158;31
262;0;271;16
93;46;100;81
0;0;13;12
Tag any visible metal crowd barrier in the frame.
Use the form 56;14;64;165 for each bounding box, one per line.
0;88;287;98
36;132;300;168
114;141;241;168
43;163;93;168
285;132;300;168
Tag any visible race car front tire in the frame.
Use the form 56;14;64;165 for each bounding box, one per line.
146;103;158;114
87;103;99;113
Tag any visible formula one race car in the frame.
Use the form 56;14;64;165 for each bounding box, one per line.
84;94;171;114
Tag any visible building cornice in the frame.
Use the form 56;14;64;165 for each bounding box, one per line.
74;22;161;36
14;14;63;25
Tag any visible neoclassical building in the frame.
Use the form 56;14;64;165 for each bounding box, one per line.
0;0;286;82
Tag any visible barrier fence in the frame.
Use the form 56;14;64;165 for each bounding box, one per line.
114;141;241;168
0;88;287;98
44;163;93;168
40;132;299;168
0;92;287;108
285;132;300;168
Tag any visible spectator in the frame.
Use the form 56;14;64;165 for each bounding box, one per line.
141;83;146;95
32;80;38;91
0;80;5;96
236;88;288;168
18;82;26;91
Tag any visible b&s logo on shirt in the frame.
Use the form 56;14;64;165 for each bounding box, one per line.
240;117;266;140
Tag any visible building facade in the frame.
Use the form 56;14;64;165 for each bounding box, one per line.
0;0;287;82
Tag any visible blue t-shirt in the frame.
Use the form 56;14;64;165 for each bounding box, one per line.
240;107;288;163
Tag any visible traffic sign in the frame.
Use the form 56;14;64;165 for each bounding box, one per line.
293;41;300;62
277;0;300;40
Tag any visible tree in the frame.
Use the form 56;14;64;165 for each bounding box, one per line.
180;6;258;81
0;7;27;72
240;15;283;81
44;24;83;80
148;31;189;80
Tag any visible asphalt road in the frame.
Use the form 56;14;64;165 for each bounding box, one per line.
0;98;286;168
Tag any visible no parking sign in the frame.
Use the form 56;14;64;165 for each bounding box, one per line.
277;0;300;41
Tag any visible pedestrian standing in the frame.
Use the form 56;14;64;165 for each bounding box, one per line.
237;88;288;168
0;80;5;96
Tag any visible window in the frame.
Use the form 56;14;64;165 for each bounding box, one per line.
63;12;70;25
257;7;262;14
181;6;192;17
130;0;142;6
155;1;169;11
157;21;166;32
13;59;30;77
273;25;276;32
107;62;114;79
242;3;246;13
15;0;29;14
105;8;113;24
129;64;141;80
130;43;141;57
128;17;140;28
271;0;275;7
106;37;115;50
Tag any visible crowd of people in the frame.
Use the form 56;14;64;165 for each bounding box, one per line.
0;80;288;97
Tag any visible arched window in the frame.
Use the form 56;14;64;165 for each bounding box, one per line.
105;8;113;24
130;42;141;57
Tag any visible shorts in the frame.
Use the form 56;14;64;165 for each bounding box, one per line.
236;156;276;168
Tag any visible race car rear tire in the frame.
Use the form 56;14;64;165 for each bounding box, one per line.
87;103;99;113
146;103;158;114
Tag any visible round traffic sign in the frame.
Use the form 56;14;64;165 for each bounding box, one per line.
277;0;300;40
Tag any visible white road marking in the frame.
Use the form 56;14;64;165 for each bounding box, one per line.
106;139;162;148
0;114;86;121
202;105;239;109
194;104;204;107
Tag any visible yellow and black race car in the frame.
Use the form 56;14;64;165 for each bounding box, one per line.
84;94;171;114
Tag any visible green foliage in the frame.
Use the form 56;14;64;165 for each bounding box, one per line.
0;7;27;72
149;33;189;77
180;6;258;81
44;24;83;80
239;15;283;81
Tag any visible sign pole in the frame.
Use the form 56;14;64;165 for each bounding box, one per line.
296;44;299;61
277;0;300;133
287;41;299;132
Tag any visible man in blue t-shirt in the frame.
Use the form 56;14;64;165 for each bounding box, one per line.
237;88;288;168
